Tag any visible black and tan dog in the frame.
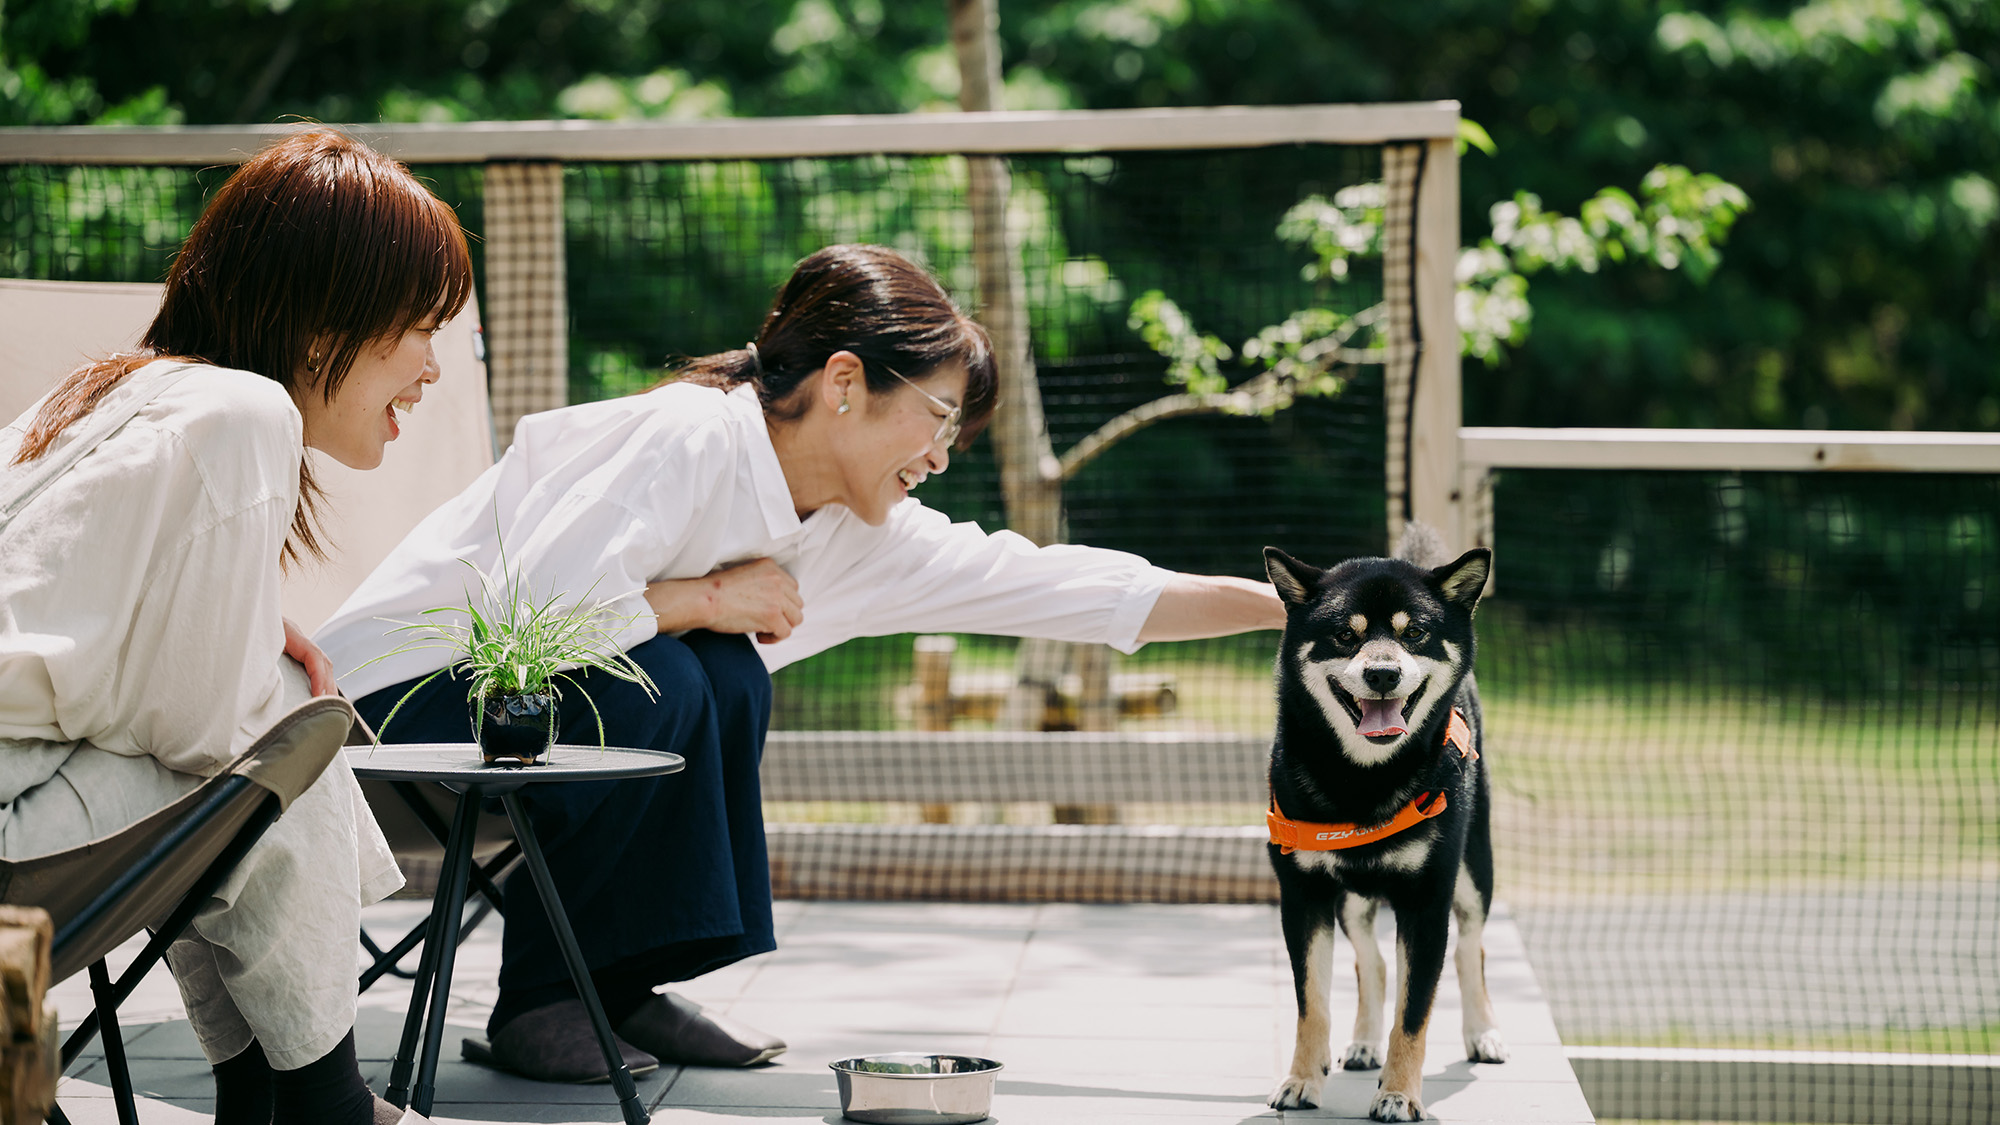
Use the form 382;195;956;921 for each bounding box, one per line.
1263;529;1506;1121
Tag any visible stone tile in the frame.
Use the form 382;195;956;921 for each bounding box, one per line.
46;902;1589;1124
994;999;1280;1042
48;1080;213;1125
1008;968;1288;1000
1416;1075;1600;1122
408;1052;674;1108
986;1032;1278;1079
988;1073;1277;1118
425;1106;675;1123
735;962;1014;1006
1001;1070;1278;1099
726;997;1003;1040
655;1066;841;1109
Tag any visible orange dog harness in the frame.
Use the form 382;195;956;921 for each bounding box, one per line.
1268;708;1476;854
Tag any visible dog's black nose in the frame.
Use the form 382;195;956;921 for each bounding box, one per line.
1362;665;1402;694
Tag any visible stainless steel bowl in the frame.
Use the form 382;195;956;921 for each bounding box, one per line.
829;1053;1003;1124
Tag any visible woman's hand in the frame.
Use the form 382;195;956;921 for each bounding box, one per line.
283;616;340;695
646;558;804;644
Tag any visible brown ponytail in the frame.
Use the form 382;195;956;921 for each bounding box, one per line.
670;244;998;450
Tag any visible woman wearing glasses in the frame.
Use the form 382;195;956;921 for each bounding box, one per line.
316;243;1283;1084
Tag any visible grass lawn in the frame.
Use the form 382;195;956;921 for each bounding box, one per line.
1484;691;1999;896
763;623;1998;1057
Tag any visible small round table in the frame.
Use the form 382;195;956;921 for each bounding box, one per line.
347;744;684;1125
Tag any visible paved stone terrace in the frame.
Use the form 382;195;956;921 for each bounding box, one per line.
53;900;1593;1123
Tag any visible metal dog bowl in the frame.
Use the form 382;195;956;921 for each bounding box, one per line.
829;1053;1003;1124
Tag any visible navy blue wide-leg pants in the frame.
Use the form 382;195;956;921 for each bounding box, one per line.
355;631;775;999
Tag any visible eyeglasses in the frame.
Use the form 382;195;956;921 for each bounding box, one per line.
883;366;963;449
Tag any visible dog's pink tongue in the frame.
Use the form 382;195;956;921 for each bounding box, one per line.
1357;698;1408;737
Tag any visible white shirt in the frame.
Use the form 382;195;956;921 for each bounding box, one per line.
0;361;301;779
318;382;1173;699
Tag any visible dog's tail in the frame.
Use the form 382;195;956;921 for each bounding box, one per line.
1394;520;1449;568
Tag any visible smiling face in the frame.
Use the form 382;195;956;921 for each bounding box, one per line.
296;316;445;469
836;360;969;525
1265;547;1491;766
1290;579;1459;764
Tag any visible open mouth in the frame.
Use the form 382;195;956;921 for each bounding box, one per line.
385;396;419;439
897;468;925;490
1332;678;1428;740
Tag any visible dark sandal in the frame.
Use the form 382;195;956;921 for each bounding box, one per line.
616;992;786;1068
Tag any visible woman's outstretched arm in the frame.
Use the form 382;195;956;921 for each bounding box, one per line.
1136;573;1286;643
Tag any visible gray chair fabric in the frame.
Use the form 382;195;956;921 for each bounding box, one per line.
0;695;355;983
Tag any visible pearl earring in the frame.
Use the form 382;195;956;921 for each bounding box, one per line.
837;399;851;415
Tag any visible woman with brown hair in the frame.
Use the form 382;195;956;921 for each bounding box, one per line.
320;243;1284;1084
0;128;472;1124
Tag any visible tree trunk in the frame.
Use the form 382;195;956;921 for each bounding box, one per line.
949;0;1108;735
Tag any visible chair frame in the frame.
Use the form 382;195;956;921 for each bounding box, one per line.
45;775;284;1125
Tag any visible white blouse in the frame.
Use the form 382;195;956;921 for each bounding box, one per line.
0;361;302;780
318;382;1173;699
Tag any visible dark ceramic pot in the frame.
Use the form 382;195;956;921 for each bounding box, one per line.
471;691;556;766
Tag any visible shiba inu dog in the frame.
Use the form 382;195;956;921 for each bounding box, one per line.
1263;527;1505;1121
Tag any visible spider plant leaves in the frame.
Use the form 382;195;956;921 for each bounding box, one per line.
351;524;659;747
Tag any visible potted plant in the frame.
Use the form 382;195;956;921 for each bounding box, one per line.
364;550;658;766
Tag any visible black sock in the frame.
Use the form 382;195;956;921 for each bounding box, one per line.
590;965;658;1029
212;1039;274;1125
271;1030;374;1125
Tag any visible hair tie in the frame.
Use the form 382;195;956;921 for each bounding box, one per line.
744;342;764;379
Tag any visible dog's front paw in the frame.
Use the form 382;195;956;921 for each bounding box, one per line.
1270;1073;1324;1111
1369;1090;1425;1121
1466;1028;1510;1063
1342;1041;1383;1070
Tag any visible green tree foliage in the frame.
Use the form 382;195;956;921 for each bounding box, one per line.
6;0;1996;433
1128;162;1747;410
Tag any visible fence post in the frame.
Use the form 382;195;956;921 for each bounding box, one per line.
1408;135;1463;551
1381;143;1420;552
912;635;957;732
482;162;568;450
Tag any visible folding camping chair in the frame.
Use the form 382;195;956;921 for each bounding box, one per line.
2;696;357;1125
0;277;512;994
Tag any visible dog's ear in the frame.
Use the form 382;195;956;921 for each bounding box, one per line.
1263;547;1323;607
1430;548;1492;608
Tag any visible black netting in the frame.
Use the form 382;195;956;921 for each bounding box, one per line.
557;146;1385;734
1486;469;2000;1061
13;143;1991;1120
0;163;486;291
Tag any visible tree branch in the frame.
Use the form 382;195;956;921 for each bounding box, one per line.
1059;300;1389;483
1058;367;1296;482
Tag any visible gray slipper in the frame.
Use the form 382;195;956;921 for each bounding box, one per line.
462;998;660;1084
616;992;786;1068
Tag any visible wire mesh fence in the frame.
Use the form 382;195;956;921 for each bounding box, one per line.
1486;468;2000;1060
6;126;1997;1124
549;145;1390;732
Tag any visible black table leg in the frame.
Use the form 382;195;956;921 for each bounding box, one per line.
88;960;139;1125
384;789;480;1109
411;787;484;1116
500;791;650;1125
